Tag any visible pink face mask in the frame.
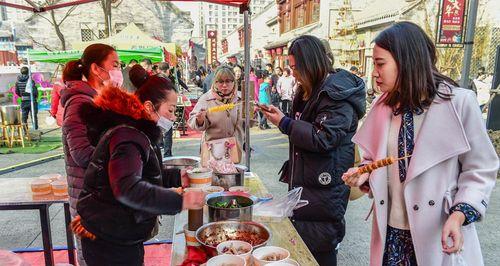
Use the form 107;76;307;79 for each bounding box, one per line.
97;65;123;87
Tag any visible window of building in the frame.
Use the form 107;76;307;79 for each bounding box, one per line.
135;23;145;31
310;0;320;23
223;18;226;23
222;24;226;29
115;23;127;34
279;0;319;34
0;6;7;21
80;23;94;41
294;5;305;28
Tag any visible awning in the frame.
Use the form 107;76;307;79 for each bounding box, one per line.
28;47;164;64
264;22;320;50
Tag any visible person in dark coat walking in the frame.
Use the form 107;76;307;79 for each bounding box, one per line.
15;66;38;129
61;43;121;266
261;35;366;266
75;75;205;266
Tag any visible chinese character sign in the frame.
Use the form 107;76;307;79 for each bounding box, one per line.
437;0;467;45
207;30;218;64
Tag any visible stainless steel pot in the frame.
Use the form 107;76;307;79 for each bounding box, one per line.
0;105;21;125
212;164;248;190
195;220;271;257
207;194;254;222
162;156;200;170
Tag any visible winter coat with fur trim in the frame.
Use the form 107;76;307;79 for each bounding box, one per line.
77;86;182;245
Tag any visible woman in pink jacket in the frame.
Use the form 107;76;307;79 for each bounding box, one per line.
343;22;498;266
50;80;65;126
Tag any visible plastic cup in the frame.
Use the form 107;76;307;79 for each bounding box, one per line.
39;174;62;183
183;224;200;247
187;168;213;188
51;180;68;196
30;179;52;196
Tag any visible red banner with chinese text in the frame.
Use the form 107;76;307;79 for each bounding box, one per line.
436;0;467;46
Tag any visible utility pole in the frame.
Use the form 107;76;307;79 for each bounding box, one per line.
460;0;479;88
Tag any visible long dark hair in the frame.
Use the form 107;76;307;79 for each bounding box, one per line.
289;35;333;100
63;43;116;82
130;65;176;109
374;21;457;114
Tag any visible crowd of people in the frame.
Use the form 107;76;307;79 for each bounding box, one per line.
50;21;498;266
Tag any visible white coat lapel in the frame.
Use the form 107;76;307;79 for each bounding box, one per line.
405;97;470;183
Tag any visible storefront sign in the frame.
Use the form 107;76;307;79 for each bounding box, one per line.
207;30;217;64
436;0;468;47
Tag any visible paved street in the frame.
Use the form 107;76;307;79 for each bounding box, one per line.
0;127;499;265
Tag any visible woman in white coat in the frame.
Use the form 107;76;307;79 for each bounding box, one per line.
343;22;498;266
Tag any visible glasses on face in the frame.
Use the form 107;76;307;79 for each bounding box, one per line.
216;79;234;85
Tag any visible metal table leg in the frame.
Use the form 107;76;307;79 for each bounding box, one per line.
64;203;76;265
39;204;54;266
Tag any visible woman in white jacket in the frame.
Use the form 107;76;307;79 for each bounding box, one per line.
343;22;498;266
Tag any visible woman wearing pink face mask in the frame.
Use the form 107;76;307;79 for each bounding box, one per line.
61;43;123;265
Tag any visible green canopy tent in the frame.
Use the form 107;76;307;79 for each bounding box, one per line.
28;47;165;64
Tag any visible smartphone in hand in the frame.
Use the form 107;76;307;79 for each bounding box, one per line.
255;102;272;112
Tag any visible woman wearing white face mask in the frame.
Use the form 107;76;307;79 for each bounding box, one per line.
73;66;205;265
61;43;121;265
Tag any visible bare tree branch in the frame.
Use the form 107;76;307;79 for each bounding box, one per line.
36;13;55;25
29;36;55;51
58;5;78;26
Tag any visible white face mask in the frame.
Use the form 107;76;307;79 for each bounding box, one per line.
157;112;174;131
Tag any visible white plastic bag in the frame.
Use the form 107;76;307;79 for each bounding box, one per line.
253;187;308;220
443;250;467;266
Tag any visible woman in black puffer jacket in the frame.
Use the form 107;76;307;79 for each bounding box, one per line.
262;35;366;266
75;67;205;265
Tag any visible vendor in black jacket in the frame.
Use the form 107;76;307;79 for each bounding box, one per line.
15;66;38;129
261;35;366;266
75;67;205;266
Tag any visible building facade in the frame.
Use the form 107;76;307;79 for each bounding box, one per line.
0;0;194;56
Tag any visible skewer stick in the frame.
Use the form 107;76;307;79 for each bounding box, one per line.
396;154;412;161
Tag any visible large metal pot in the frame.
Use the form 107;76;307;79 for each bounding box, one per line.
212;164;248;190
162;156;200;170
0;105;21;125
195;220;271;257
207;194;253;222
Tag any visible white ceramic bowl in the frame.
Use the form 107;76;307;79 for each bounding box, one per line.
252;246;290;266
203;186;225;194
228;186;250;193
267;258;300;266
206;254;246;266
216;240;253;265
